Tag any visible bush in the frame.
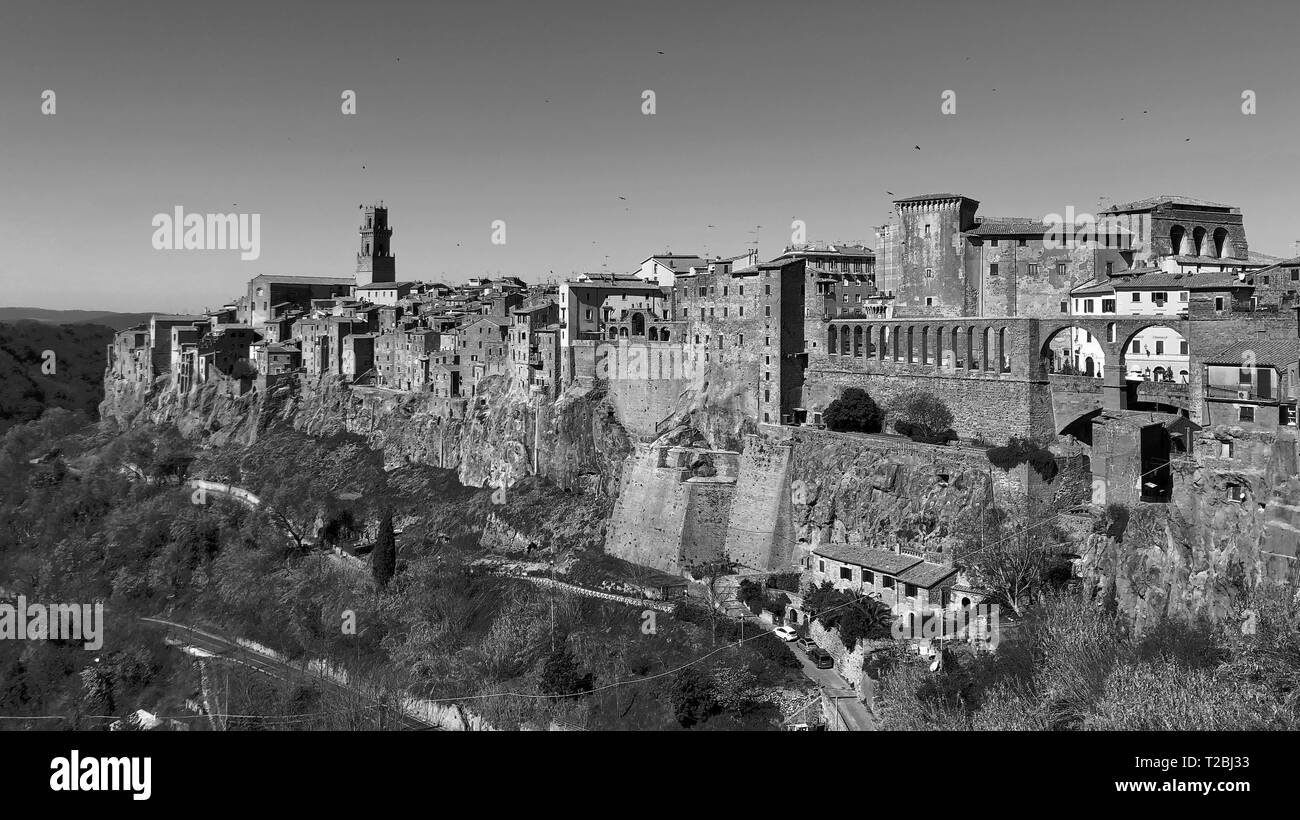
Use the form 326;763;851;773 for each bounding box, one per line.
823;388;883;433
889;390;954;435
894;420;958;445
765;572;801;593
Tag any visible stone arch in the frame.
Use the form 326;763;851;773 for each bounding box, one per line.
1192;226;1207;256
840;325;850;356
906;326;915;362
1119;322;1188;379
950;326;960;369
1041;324;1106;377
648;327;659;341
998;326;1008;372
853;325;863;357
879;327;888;361
619;327;629;338
827;324;838;354
1170;224;1187;256
630;312;646;336
920;326;930;364
1213;227;1230;259
983;326;993;371
965;327;975;370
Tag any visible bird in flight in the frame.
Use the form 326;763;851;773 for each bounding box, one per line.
618;196;626;200
886;191;894;196
914;145;921;150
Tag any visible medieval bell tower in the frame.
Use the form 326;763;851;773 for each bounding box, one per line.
356;203;396;286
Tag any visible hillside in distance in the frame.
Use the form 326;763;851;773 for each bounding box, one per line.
0;306;158;331
0;321;116;432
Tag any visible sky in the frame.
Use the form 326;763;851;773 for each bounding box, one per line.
2;0;1299;313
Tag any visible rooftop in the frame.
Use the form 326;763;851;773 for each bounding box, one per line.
1204;338;1299;368
1102;195;1236;213
968;216;1046;236
812;543;922;576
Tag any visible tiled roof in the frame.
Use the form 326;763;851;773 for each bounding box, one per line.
1102;195;1233;212
968;217;1045;236
250;274;354;285
812;544;921;575
1203;338;1299;368
895;561;959;589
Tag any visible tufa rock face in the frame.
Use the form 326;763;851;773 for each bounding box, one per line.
100;372;633;494
1082;427;1300;631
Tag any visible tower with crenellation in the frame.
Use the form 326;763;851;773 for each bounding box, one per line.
356;203;395;287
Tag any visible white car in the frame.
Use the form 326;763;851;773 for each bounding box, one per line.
773;626;798;641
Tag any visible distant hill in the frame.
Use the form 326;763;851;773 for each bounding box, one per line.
0;321;117;433
0;307;158;331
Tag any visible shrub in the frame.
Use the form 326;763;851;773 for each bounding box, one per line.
823;388;883;433
765;572;801;593
894;420;958;445
889;390;954;434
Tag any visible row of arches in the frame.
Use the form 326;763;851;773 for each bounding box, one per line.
826;322;1012;374
1169;224;1234;258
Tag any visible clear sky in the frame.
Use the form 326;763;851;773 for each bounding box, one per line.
2;0;1298;313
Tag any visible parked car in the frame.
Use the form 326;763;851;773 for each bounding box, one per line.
809;648;834;669
796;637;817;654
773;625;798;641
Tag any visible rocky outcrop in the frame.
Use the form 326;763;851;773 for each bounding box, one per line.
100;373;634;494
1081;426;1300;630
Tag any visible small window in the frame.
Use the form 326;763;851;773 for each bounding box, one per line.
926;297;935;306
1028;263;1040;276
818;560;825;573
1239;406;1255;422
990;263;999;276
1215;297;1226;311
1180;341;1188;354
990;238;998;247
765;306;771;316
882;576;895;589
1155;340;1164;355
1226;483;1245;502
1056;262;1066;276
925;268;934;278
1018;238;1027;247
1132;292;1141;302
863;571;875;585
1220;441;1233;458
1106;261;1113;275
924;224;931;237
840;567;853;581
1179;292;1189;302
905;584;919;598
1060;301;1068;313
1102;299;1116;313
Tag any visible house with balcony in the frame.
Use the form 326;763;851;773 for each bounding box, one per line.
1201;338;1299;429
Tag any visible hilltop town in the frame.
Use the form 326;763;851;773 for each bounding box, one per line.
97;195;1300;669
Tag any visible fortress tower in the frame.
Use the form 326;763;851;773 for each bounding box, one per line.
356;203;395;287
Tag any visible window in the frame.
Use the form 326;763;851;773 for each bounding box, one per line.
1084;299;1095;313
765;306;771;316
765;336;770;346
1239;406;1255;422
926;297;935;306
1106;261;1113;275
723;286;728;296
1028;264;1039;276
1226;483;1245;502
700;308;705;319
1131;292;1141;302
1179;341;1188;354
1291;269;1299;281
739;286;744;295
1179;292;1188;302
905;583;918;598
818;560;825;573
1102;298;1116;313
881;576;895;589
1215;297;1225;311
925;267;934;279
840;567;853;581
1262;276;1270;285
722;307;727;317
1056;262;1066;276
990;263;999;276
1060;300;1068;313
1131;340;1140;354
924;224;931;237
1221;441;1233;458
739;335;744;345
765;371;770;381
739;306;744;316
990;239;999;247
1018;238;1027;247
863;571;875;585
765;284;771;295
698;287;707;297
1154;340;1164;355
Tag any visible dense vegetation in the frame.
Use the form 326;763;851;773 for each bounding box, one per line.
0;406;806;730
0;322;115;433
875;589;1300;730
823;387;883;433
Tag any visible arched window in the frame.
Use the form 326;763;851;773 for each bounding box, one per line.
1170;225;1186;256
983;326;993;370
648;327;659;341
827;325;838;354
660;329;670;342
998;327;1008;372
841;325;851;356
966;327;975;370
920;326;930;365
907;326;915;363
631;313;646;336
853;326;863;357
1084;356;1095;377
1192;226;1207;256
879;327;888;361
1213;227;1229;259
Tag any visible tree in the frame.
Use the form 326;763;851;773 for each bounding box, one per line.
823;388;884;433
539;643;593;697
889;389;955;443
669;667;720;728
372;511;396;589
953;515;1070;616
